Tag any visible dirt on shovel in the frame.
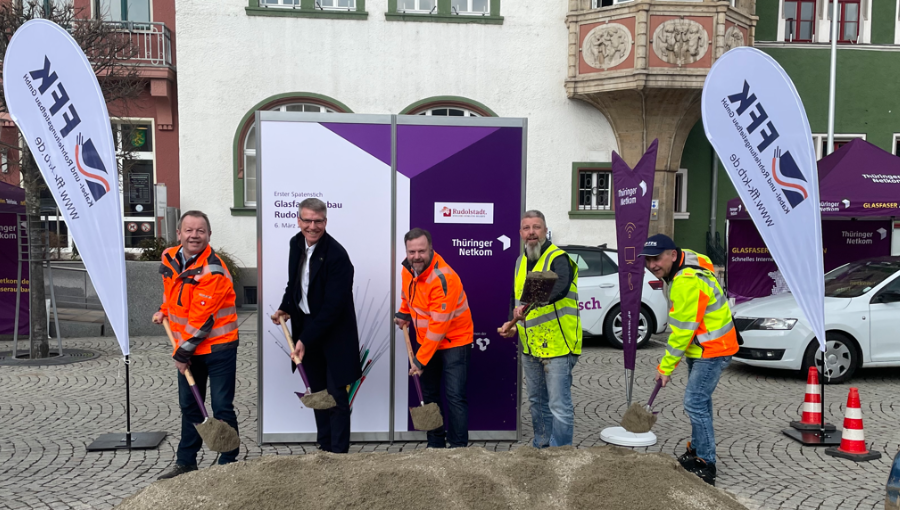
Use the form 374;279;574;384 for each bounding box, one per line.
410;402;443;431
297;390;338;410
620;403;658;434
194;419;240;453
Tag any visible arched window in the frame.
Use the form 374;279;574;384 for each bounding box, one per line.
233;94;350;212
401;96;497;118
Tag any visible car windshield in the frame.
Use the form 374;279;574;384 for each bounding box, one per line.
824;260;900;298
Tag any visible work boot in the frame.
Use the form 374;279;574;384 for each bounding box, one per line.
677;442;697;470
687;459;716;486
157;464;197;480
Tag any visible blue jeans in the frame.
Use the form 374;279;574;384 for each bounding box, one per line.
420;345;470;448
176;347;240;466
522;353;578;448
683;356;731;466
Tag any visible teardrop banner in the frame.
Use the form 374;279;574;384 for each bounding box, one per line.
611;138;658;399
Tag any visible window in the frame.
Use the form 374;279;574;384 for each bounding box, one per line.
402;97;497;117
319;0;355;8
783;0;816;42
567;250;617;277
95;0;151;22
260;0;300;7
399;0;436;12
577;168;612;211
828;0;861;42
451;0;488;14
418;107;481;117
243;103;335;208
812;134;864;159
113;121;156;249
674;168;689;219
893;134;900;156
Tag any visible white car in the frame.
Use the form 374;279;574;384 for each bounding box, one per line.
561;245;669;349
731;256;900;383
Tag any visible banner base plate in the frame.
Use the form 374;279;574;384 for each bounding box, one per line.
782;428;841;446
791;420;836;431
86;432;167;451
600;426;657;447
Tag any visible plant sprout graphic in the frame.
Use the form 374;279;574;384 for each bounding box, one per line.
267;279;390;410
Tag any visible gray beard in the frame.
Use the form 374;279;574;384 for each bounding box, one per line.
525;239;545;262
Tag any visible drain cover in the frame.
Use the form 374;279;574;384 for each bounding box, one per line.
0;348;102;366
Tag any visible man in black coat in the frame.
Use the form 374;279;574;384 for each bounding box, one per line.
271;198;361;453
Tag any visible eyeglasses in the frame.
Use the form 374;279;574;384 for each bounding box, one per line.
299;218;326;227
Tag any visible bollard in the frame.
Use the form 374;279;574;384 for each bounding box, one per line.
886;450;900;510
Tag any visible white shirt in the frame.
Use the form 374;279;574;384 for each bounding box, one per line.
299;240;317;314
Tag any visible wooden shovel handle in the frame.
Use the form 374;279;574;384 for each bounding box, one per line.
162;318;197;386
401;325;416;368
278;315;301;365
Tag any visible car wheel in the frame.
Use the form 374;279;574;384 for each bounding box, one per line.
802;332;859;384
603;305;653;350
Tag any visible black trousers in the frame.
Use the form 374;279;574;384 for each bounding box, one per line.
303;349;351;453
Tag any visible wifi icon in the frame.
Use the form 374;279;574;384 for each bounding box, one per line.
624;222;636;238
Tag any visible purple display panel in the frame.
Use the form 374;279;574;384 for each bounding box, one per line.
611;139;657;371
727;219;779;303
0;213;28;335
821;220;892;272
397;124;523;433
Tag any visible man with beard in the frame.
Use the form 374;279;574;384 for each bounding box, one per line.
499;210;581;447
394;228;474;448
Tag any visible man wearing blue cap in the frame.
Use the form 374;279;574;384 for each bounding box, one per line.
640;234;739;486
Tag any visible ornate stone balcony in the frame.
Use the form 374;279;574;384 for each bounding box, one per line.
565;0;757;235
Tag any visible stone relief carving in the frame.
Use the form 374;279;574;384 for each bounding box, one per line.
652;19;709;66
724;26;745;51
583;24;632;70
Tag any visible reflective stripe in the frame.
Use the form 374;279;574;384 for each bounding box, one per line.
841;428;865;441
668;318;700;331
542;249;559;271
184;324;210;339
425;330;446;343
207;321;238;338
696;322;734;342
414;318;430;329
217;306;237;319
432;267;448;296
806;384;821;395
206;264;226;275
524;307;578;328
705;297;728;313
413;307;431;317
666;346;685;357
452;298;470;318
845;407;862;420
431;311;451;322
802;402;822;413
566;291;578;301
168;314;188;326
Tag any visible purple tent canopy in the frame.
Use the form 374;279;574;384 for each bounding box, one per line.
727;138;900;220
0;180;25;214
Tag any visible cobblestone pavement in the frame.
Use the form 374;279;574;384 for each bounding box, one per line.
1;311;897;509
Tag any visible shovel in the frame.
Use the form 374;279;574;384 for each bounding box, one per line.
620;378;663;434
497;271;559;336
401;326;443;431
277;316;336;410
162;319;240;453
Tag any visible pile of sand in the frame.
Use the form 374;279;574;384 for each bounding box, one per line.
117;446;748;510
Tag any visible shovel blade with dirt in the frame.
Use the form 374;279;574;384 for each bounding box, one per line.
620;379;663;434
162;319;240;453
402;326;443;431
278;316;336;410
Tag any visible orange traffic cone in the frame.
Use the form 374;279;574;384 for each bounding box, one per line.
825;387;882;462
790;367;835;431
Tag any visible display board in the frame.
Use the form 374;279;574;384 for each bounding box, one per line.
258;113;525;443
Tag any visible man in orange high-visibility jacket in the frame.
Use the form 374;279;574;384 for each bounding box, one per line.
394;228;473;448
642;234;738;487
152;210;239;480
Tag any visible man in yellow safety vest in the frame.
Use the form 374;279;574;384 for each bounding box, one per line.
641;234;739;486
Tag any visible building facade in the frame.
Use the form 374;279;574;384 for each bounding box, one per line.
0;0;179;253
175;0;622;297
676;0;900;257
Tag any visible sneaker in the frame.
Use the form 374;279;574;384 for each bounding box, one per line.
687;458;716;486
157;464;198;480
677;441;697;470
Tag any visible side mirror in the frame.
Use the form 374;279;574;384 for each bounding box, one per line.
873;290;900;304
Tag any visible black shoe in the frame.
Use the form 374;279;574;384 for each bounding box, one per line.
687;459;716;486
157;464;198;480
677;441;697;470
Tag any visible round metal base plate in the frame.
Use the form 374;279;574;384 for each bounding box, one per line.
0;348;101;366
600;426;658;447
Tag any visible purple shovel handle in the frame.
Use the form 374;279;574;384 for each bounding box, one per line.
646;378;663;408
186;372;209;419
295;362;312;392
412;374;425;404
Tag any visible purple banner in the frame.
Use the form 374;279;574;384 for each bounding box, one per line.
728;219;892;302
0;213;28;335
398;124;522;432
611;139;657;371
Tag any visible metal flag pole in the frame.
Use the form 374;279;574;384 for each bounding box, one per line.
625;368;634;407
822;0;839;439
